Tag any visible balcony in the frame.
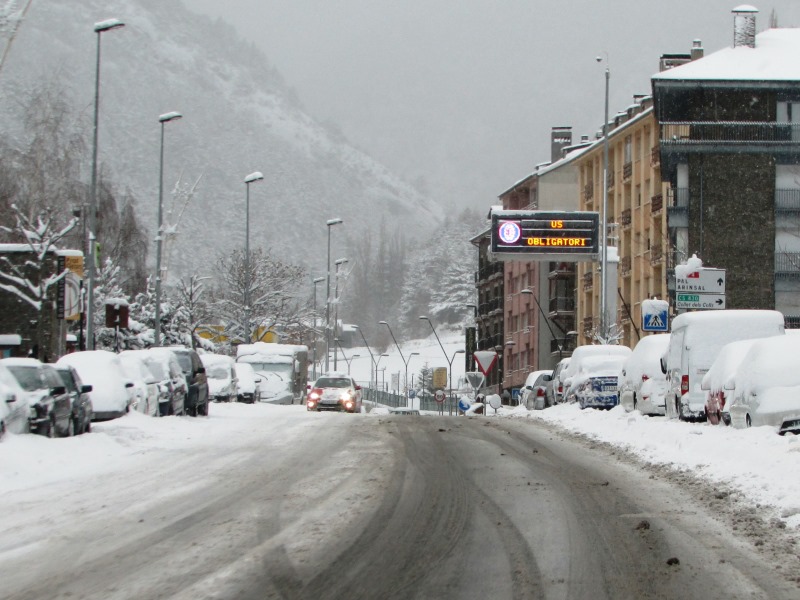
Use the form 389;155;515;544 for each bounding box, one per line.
650;241;664;265
549;296;575;317
607;171;615;190
622;162;633;181
776;189;800;214
620;208;632;229
620;255;632;276
584;183;594;202
582;316;596;335
650;146;660;166
582;271;594;291
660;121;800;150
775;252;800;278
548;261;575;279
651;193;664;214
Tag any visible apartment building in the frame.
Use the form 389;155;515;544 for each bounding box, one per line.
652;8;800;325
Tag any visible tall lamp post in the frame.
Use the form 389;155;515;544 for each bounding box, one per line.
597;54;611;341
376;353;389;392
378;320;409;392
311;276;325;381
153;111;182;347
419;315;465;405
353;325;376;387
243;171;264;343
333;257;348;370
324;218;343;372
86;18;125;349
521;288;565;361
335;338;359;375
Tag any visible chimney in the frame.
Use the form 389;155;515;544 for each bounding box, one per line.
733;5;758;48
690;39;704;60
551;126;572;162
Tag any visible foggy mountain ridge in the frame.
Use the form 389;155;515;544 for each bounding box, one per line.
0;0;444;279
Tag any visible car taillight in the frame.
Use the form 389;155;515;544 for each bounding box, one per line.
641;374;649;382
680;375;689;395
536;387;545;397
558;385;563;394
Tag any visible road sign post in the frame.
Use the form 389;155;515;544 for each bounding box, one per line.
675;265;726;311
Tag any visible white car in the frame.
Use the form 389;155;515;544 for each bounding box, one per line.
728;335;800;433
519;369;552;410
0;361;30;437
233;362;259;403
57;351;133;421
562;345;632;404
201;354;238;403
619;334;670;416
118;352;159;416
700;338;764;426
306;373;362;413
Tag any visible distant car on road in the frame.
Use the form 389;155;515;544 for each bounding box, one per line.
306;373;362;413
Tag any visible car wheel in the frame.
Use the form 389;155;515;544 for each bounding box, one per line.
0;421;5;440
44;416;55;438
84;418;91;433
198;402;208;416
63;417;75;438
746;414;752;428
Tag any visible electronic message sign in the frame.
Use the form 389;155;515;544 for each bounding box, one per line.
490;210;600;262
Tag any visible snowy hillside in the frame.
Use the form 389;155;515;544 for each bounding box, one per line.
0;0;443;276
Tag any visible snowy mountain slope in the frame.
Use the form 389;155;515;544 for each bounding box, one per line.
0;0;443;277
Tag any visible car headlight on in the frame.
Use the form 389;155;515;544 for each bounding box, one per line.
340;391;353;401
306;399;317;408
309;391;320;400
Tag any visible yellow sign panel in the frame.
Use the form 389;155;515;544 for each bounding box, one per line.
433;367;448;389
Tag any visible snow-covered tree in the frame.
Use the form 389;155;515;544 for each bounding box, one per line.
0;204;77;357
177;274;213;349
212;247;309;343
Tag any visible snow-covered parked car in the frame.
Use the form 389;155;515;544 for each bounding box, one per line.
520;369;552;410
2;358;72;436
569;354;630;410
619;334;670;416
56;351;133;421
728;335;800;434
700;338;764;426
118;352;159;417
132;348;187;416
562;345;632;404
661;309;785;421
0;361;30;437
55;365;94;435
233;362;258;403
201;353;238;403
545;357;571;406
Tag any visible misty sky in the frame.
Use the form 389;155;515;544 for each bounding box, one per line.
187;1;800;212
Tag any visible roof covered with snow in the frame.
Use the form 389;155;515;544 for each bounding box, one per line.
653;28;800;82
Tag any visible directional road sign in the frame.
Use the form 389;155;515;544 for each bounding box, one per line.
675;268;726;294
676;293;726;310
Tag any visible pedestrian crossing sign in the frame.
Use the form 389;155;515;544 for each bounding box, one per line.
642;301;669;332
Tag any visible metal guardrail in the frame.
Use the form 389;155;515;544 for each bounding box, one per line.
362;387;460;412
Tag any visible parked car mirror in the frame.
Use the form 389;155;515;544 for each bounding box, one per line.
525;385;532;390
125;382;134;388
4;393;16;403
51;385;66;395
660;356;667;374
80;384;93;393
197;367;206;375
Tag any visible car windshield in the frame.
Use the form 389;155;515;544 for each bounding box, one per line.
315;378;352;388
145;361;169;380
246;362;292;378
56;369;78;393
173;353;192;373
208;366;229;380
6;365;43;391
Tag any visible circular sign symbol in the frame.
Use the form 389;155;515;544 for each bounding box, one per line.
497;221;521;245
434;390;446;403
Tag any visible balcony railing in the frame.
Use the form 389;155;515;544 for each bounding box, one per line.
660;121;800;145
650;241;664;264
776;189;800;212
584;183;594;201
477;262;504;282
549;296;575;315
651;193;664;214
620;208;632;228
775;252;800;275
608;171;615;189
620;255;632;275
650;146;660;166
551;337;577;356
582;271;593;291
582;316;596;335
667;187;689;229
623;162;633;181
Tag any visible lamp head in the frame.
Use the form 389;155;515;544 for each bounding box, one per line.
335;258;348;265
159;111;182;123
245;171;264;184
326;218;343;226
378;321;388;325
95;18;125;32
418;316;429;321
313;277;325;284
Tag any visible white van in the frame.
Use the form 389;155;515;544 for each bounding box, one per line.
661;310;785;421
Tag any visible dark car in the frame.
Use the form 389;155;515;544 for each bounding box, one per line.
1;358;72;437
167;347;209;416
55;365;94;435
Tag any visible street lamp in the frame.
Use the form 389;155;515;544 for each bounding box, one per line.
376;353;389;392
521;288;565;361
86;18;125;349
419;315;464;405
597;54;611;341
153;111;182;347
353;325;376;387
378;320;411;392
243;171;264;343
333;257;348;370
311;276;325;380
335;338;359;375
325;218;343;371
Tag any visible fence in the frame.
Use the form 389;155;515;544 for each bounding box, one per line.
361;387;461;412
